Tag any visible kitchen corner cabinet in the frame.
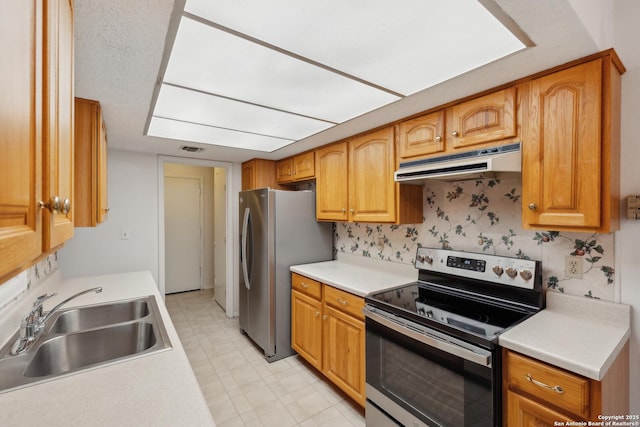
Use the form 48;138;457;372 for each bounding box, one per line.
241;159;279;191
291;273;366;407
521;55;623;232
74;98;109;227
0;0;74;281
276;151;315;184
316;128;423;224
503;346;629;426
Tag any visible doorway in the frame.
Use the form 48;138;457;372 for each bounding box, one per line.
158;157;235;317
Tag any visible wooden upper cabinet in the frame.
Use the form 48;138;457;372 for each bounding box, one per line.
42;0;74;250
276;151;315;184
316;142;349;221
349;127;398;223
241;159;279;191
292;151;315;180
316;130;422;224
397;111;445;163
275;158;293;183
521;56;622;232
0;0;43;280
74;98;109;227
449;87;517;150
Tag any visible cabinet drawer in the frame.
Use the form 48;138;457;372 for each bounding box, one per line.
292;273;322;300
323;286;364;320
505;350;590;419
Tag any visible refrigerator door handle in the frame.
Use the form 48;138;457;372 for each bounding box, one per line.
241;207;251;289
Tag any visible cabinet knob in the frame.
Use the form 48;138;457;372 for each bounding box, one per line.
314;311;320;318
435;136;442;142
528;203;537;211
300;282;309;289
39;196;71;214
349;208;354;214
451;131;459;137
322;315;327;320
341;208;346;213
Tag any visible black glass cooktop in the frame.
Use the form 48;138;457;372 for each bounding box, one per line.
366;281;532;343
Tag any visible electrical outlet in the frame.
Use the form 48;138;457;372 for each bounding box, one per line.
565;255;583;279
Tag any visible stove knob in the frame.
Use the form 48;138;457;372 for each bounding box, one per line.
424;255;433;264
417;255;425;263
520;269;533;281
505;267;518;278
492;265;504;276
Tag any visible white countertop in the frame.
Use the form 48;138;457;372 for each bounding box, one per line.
0;270;215;427
290;253;418;296
499;291;631;381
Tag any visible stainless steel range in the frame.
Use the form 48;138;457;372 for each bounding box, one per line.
364;247;543;427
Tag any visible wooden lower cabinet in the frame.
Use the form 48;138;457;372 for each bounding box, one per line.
323;304;365;405
290;273;366;406
507;390;568;427
503;346;629;426
291;289;323;370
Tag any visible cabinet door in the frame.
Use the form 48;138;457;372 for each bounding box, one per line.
74;98;108;227
323;305;365;406
97;115;108;224
397;111;445;162
522;60;602;230
349;127;396;223
241;161;255;191
292;151;315;180
291;290;323;370
276;158;293;183
316;142;348;221
449;87;516;149
0;0;43;279
42;0;74;250
507;390;573;427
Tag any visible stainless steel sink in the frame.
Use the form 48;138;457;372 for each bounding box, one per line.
0;295;172;393
49;299;149;333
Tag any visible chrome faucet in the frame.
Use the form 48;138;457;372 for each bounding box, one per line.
11;287;103;355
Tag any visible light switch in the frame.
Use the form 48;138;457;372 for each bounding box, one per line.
627;195;640;220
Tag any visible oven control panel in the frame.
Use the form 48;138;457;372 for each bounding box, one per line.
415;247;540;290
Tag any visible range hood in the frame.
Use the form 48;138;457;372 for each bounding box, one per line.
394;142;521;182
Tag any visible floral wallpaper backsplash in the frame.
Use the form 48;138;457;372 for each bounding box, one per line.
335;177;616;301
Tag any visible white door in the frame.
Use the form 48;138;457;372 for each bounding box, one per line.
165;176;202;294
213;168;227;309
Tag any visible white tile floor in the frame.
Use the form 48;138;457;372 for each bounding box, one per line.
165;289;366;427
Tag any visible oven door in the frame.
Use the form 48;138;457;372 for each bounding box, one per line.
365;306;499;427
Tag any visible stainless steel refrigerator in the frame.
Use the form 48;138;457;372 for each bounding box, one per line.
239;189;333;362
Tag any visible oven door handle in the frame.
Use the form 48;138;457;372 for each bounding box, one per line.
365;308;492;367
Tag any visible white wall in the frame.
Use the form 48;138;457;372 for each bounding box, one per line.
59;150;160;282
613;0;640;414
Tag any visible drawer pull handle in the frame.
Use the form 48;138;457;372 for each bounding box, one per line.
337;298;349;306
300;282;309;289
525;374;564;394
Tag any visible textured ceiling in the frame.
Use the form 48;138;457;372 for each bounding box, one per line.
74;0;603;163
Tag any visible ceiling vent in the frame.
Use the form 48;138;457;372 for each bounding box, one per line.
180;145;204;153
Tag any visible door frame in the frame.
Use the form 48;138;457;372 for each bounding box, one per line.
157;156;237;317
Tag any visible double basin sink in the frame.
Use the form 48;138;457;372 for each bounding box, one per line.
0;295;172;393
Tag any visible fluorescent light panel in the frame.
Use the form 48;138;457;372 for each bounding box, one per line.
148;0;526;152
